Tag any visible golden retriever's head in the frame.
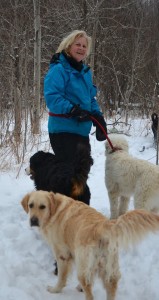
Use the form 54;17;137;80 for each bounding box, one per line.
21;190;56;228
105;134;129;155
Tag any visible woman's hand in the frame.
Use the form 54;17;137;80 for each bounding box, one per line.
69;105;91;121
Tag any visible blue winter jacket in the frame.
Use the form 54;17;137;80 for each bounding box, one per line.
44;53;102;136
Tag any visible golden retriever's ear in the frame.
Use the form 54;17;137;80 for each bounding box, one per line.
49;192;56;216
21;194;30;213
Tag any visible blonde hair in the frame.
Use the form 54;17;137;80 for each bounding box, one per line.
56;30;92;57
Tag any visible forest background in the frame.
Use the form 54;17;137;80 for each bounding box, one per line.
0;0;159;169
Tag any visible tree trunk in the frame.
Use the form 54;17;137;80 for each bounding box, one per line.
13;47;21;144
32;0;41;134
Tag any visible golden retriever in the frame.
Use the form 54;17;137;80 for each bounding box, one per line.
21;190;159;300
105;135;159;219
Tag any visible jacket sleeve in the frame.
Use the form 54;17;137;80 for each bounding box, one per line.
44;64;73;114
88;70;103;115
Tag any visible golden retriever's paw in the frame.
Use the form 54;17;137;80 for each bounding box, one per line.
47;285;62;293
76;284;83;292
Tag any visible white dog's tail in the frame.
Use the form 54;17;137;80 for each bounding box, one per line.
110;210;159;249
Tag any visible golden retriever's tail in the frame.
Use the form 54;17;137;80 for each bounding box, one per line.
110;209;159;249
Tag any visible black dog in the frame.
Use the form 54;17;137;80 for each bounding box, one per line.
25;144;93;205
151;113;158;142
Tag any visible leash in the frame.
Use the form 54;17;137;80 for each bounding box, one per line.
48;111;117;152
89;115;116;151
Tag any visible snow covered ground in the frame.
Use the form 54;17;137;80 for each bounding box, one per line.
1;116;159;300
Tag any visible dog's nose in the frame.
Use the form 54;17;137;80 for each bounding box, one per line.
30;216;39;227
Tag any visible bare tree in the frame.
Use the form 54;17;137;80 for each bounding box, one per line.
1;0;159;168
32;0;41;134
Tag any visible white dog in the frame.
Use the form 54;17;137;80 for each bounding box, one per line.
105;135;159;219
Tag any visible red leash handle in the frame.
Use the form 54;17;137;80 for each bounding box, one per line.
48;111;116;152
89;115;115;151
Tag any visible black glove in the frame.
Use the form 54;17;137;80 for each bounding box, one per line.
69;105;90;122
69;104;83;117
77;110;91;122
92;114;107;141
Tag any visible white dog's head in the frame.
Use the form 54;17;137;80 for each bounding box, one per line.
105;135;129;155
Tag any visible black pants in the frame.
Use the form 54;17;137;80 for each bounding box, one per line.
49;132;91;162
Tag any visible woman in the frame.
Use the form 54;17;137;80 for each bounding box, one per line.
44;30;107;162
44;30;107;276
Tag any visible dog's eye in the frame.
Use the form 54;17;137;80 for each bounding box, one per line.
39;205;46;210
29;203;34;209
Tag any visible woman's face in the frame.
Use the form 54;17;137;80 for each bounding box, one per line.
69;36;88;62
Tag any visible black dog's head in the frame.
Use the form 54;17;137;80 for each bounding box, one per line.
25;151;55;179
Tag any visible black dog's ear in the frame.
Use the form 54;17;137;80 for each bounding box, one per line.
21;194;30;213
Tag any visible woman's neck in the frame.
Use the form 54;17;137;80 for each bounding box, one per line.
62;50;83;72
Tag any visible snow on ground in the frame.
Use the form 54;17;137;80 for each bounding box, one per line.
0;116;159;300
